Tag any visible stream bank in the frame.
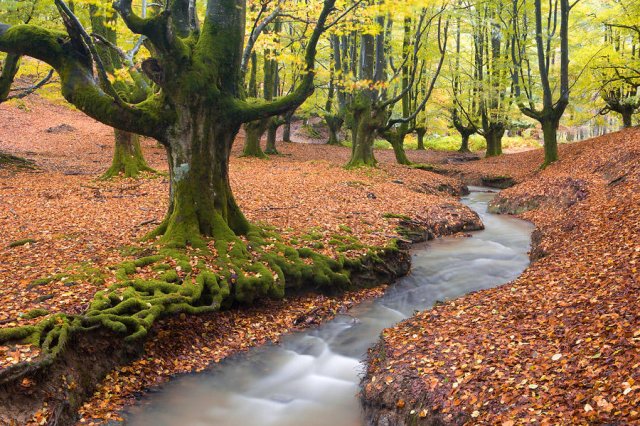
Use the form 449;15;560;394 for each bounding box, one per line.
361;129;640;424
121;189;533;425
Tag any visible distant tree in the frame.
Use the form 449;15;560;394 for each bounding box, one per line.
511;0;575;166
593;23;640;127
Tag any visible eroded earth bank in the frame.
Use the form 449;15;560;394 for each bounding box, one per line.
361;128;640;425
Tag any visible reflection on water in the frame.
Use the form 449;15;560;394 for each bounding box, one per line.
125;187;534;426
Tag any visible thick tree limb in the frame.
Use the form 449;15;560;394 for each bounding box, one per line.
0;24;170;140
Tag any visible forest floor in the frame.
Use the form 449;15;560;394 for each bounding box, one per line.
362;128;640;424
0;97;482;424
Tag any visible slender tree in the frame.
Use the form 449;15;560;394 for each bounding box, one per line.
347;6;448;167
511;0;575;166
594;24;640;127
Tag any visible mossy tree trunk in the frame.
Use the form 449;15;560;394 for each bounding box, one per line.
89;2;155;179
453;118;476;154
484;124;505;157
0;52;19;101
242;119;268;158
325;114;344;146
458;132;473;153
265;117;284;154
381;127;411;165
512;0;571;167
101;129;154;178
282;110;294;142
415;127;426;150
541;116;560;167
347;33;380;168
149;109;250;248
347;96;381;167
621;110;633;128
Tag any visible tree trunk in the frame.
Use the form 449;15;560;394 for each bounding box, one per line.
459;133;471;153
150;114;249;248
415;127;426;150
325;114;344;146
347;104;378;167
101;129;154;179
282;111;293;142
621;110;633;128
264;118;283;155
541;117;560;166
242;120;268;158
384;131;411;165
484;126;505;157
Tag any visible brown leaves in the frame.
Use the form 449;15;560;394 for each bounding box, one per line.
361;128;640;424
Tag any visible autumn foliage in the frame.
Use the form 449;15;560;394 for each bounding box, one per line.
361;128;640;424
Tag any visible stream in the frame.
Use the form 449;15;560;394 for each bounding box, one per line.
124;187;534;426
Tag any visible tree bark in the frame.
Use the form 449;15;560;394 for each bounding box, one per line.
387;132;411;165
265;117;284;154
621;110;633;128
347;101;378;167
149;113;249;248
484;125;505;157
242;120;268;158
415;127;426;150
282;110;294;142
541;116;560;166
101;129;154;179
325;114;344;146
459;134;471;153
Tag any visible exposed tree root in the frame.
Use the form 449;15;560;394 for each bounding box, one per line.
0;225;401;377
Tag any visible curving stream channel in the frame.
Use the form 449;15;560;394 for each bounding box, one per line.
124;188;534;426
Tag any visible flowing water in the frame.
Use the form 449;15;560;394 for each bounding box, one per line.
125;188;534;426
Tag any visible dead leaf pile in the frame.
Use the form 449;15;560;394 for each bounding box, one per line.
362;128;640;424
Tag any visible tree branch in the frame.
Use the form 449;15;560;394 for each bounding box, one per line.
237;0;337;123
0;24;170;140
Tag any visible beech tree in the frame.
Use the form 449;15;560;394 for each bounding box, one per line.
450;0;514;156
88;0;157;178
593;24;640;127
0;0;337;247
345;5;448;167
511;0;575;166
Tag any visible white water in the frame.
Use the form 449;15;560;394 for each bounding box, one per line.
124;188;534;426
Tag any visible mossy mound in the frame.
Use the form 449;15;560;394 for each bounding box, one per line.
0;225;399;373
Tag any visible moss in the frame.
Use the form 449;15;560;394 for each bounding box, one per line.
409;163;440;172
22;308;50;319
161;269;179;283
0;153;35;169
8;238;36;248
382;213;411;220
338;224;353;233
1;217;385;366
28;276;56;288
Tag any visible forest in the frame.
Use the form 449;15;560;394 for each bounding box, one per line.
0;0;638;424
